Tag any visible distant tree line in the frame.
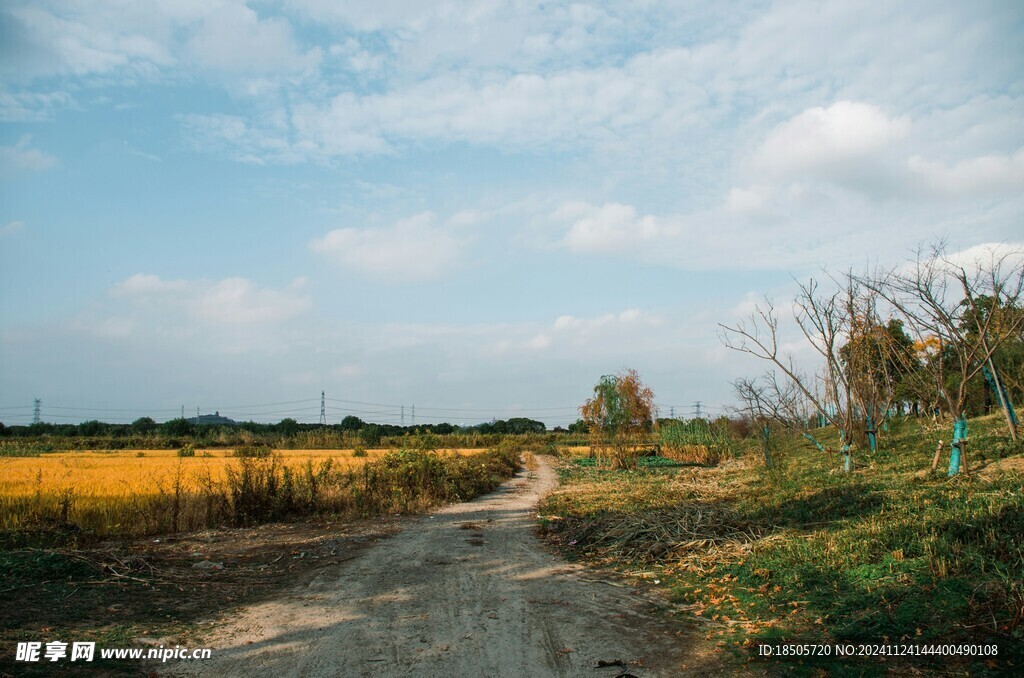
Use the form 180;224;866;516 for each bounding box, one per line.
0;415;553;451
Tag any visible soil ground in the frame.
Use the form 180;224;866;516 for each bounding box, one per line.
173;457;724;677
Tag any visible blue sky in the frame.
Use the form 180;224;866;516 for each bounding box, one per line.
1;0;1023;427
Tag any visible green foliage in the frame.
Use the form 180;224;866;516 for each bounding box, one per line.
567;418;589;434
659;418;733;464
581;369;656;469
177;443;196;457
359;424;384;447
161;417;193;437
473;417;546;434
574;455;681;468
131;416;157;434
340;415;365;431
0;441;44;457
276;417;300;436
77;420;108;436
233;445;272;458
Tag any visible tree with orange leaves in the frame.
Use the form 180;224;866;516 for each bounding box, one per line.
580;369;656;469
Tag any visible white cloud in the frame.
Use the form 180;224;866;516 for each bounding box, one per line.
0;90;76;122
190;46;711;161
193;278;312;324
0;220;25;236
736;100;1024;204
186;3;319;75
725;185;772;214
110;273;311;325
560;202;678;253
0;134;57;175
929;242;1024;277
177;113;310;164
289;0;624;74
553;309;659;334
110;273;189;296
751;101;910;180
2;3;173;81
310;212;468;283
907;149;1024;197
548;185;1023;273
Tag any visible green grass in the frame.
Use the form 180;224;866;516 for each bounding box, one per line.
540;414;1024;675
572;454;684;468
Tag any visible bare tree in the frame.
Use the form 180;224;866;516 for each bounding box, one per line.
721;269;919;471
956;260;1024;442
732;371;817;468
860;243;1024;447
719;280;861;472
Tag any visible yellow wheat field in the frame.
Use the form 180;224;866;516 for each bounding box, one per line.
0;448;489;536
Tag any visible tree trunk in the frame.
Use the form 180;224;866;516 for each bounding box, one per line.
986;359;1019;443
948;415;968;476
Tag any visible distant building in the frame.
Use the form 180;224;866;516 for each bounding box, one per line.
187;411;237;426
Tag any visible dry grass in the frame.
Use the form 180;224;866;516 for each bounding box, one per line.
0;448;491;537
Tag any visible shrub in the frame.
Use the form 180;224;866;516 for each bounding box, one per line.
177;444;196;458
233;445;272;458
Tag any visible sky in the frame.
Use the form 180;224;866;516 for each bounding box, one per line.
1;0;1023;428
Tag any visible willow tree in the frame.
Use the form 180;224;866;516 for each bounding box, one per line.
580;369;656;469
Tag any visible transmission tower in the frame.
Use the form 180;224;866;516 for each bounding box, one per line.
320;391;327;426
670;406;675;419
411;404;415;426
693;401;702;419
401;405;405;427
32;399;41;424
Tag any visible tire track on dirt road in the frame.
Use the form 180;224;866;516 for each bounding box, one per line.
177;457;713;677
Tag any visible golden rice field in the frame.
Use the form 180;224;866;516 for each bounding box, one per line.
0;448;490;537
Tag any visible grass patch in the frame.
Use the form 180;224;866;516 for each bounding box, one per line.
540;414;1024;675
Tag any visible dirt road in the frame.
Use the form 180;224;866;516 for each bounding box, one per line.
180;458;706;677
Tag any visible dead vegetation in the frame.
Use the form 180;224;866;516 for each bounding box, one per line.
0;519;400;675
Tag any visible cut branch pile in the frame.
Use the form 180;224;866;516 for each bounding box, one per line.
558;504;766;564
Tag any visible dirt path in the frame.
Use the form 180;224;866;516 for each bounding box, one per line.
179;457;706;677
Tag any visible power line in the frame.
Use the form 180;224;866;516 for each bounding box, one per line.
2;392;603;427
325;396;577;414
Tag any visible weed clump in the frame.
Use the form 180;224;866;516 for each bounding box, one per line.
233;445;272;459
659;419;733;465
